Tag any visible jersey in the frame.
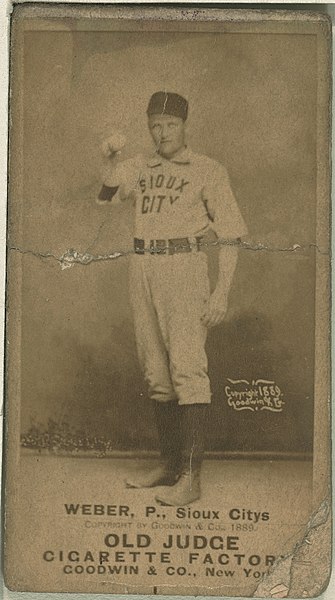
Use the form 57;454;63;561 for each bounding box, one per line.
100;147;247;242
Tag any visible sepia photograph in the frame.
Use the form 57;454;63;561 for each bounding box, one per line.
4;6;331;597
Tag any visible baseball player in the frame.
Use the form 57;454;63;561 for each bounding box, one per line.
98;91;247;506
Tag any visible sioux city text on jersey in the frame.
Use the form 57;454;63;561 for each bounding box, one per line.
101;147;247;243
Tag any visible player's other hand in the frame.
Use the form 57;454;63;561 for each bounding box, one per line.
101;132;126;158
201;288;229;328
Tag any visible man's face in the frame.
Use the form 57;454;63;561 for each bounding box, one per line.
148;114;186;159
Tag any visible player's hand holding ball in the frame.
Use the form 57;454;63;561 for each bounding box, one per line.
101;132;126;158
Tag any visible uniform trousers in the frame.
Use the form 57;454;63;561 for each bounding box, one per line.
129;251;211;405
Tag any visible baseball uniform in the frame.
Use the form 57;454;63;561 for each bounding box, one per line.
99;147;247;406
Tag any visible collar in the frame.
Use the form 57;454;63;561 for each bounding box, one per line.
147;146;193;168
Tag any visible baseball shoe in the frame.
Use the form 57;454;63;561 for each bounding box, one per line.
126;399;181;489
154;403;207;506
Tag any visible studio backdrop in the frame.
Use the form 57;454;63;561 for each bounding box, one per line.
18;25;317;456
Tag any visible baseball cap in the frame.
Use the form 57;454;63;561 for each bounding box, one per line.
147;91;188;121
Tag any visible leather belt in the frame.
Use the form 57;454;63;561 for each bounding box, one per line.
134;237;203;255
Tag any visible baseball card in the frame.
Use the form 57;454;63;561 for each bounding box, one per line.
3;5;332;597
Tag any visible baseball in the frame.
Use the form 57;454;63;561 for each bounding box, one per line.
101;132;126;157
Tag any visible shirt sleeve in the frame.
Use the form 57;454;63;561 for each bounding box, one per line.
202;163;248;240
100;157;140;202
98;184;119;201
